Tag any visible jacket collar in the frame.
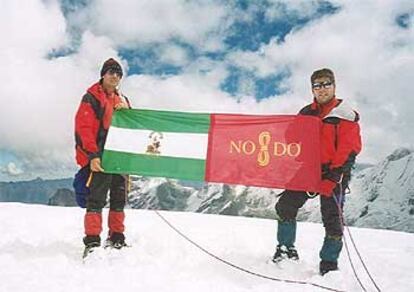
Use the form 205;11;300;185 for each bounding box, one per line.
87;82;118;102
311;97;339;118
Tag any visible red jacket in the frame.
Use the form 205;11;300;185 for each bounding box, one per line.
299;97;362;195
75;82;129;167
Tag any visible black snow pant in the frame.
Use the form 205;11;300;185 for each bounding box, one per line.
275;190;343;237
87;172;128;212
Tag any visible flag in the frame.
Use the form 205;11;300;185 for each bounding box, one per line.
102;109;322;192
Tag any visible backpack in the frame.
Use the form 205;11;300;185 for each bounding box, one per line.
73;166;91;208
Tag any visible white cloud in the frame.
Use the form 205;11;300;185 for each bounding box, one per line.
82;0;230;50
0;1;126;176
1;0;413;180
159;44;189;66
1;0;67;57
1;162;24;176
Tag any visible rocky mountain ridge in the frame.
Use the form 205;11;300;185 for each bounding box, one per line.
2;148;413;232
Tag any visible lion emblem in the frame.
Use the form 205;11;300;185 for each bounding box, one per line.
146;131;163;155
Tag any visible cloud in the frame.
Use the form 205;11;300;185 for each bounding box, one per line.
79;0;230;50
1;0;413;181
159;44;190;66
0;1;126;178
1;162;24;176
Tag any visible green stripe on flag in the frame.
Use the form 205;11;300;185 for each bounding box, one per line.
111;109;211;133
102;150;206;181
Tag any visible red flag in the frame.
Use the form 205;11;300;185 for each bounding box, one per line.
205;114;322;192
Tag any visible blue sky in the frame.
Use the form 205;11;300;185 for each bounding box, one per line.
1;0;413;181
57;0;340;99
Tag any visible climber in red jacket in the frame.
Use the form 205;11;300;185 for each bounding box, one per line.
74;58;131;257
272;68;362;275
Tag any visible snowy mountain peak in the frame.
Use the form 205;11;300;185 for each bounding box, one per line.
344;147;414;232
386;147;413;162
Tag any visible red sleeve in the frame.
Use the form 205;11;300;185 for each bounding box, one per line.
75;102;99;157
331;120;362;169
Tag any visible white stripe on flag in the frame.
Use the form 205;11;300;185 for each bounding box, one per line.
104;127;209;160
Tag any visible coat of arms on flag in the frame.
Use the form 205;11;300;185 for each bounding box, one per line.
146;131;163;155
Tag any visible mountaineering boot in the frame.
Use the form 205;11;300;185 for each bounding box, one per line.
272;244;285;262
272;245;299;262
286;246;299;260
319;260;338;275
82;235;101;259
83;211;102;258
105;232;127;249
105;210;127;249
319;235;343;275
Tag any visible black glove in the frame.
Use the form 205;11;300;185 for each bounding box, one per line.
322;167;343;184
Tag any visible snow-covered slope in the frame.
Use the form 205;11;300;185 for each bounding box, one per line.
1;203;413;292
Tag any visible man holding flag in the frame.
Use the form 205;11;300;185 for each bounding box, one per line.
272;68;362;275
74;58;131;257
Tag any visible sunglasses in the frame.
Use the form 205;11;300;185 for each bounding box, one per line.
107;68;123;78
312;81;333;90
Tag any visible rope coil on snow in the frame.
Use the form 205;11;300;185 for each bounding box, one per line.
345;226;382;292
335;183;382;292
335;186;367;292
154;210;346;292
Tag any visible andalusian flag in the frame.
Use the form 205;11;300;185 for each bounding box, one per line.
102;109;322;192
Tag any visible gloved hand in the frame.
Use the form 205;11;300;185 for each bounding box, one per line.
322;167;343;184
319;179;337;197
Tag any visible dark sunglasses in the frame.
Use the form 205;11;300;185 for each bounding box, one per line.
312;81;333;90
107;68;123;77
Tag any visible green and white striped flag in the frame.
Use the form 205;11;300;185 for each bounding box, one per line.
102;109;210;181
